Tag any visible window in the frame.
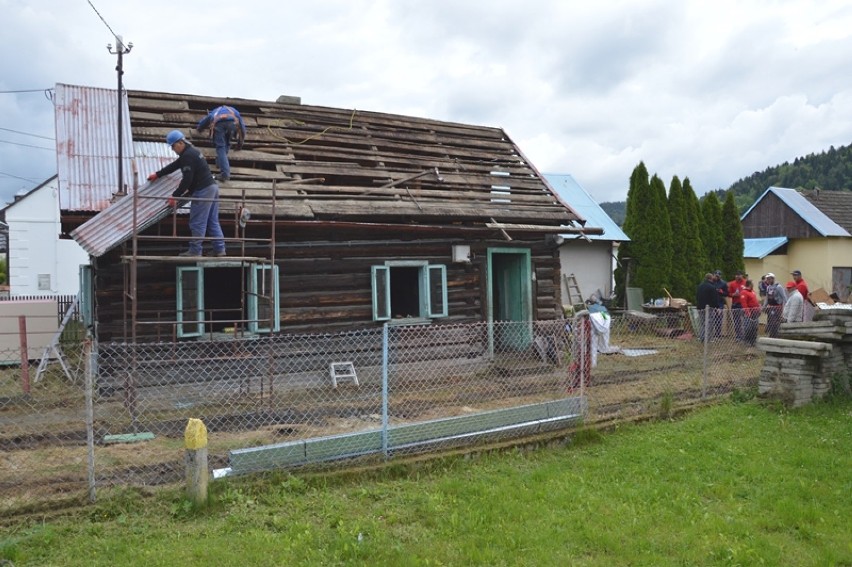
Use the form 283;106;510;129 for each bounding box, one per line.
371;261;447;322
248;264;280;333
177;262;279;338
79;265;93;329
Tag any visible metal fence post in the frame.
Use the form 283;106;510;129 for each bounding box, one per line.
381;323;389;459
702;306;709;399
84;337;96;503
18;316;30;395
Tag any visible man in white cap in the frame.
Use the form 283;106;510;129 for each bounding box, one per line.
762;273;786;337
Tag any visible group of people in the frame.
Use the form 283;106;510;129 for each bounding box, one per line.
146;105;247;257
695;269;809;343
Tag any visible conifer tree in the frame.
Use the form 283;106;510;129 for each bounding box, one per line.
701;192;725;273
633;174;673;299
720;190;745;276
614;162;649;307
682;178;708;294
667;176;691;298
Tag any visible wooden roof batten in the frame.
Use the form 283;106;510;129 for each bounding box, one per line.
125;87;586;231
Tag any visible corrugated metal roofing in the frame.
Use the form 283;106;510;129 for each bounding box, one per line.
55;83;135;212
70;173;180;257
741;187;850;237
743;236;788;259
545;174;629;242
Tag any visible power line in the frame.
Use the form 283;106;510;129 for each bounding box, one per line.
0;127;54;141
0;88;52;94
0;139;54;151
0;171;41;183
86;0;119;39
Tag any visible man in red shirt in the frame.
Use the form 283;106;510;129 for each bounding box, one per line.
740;279;761;345
790;270;809;298
727;271;747;341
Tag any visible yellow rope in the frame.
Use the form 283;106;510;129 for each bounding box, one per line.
265;108;357;145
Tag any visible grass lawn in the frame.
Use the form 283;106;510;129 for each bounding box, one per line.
1;398;850;566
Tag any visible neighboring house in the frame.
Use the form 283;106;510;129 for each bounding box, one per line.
57;84;600;344
545;174;629;306
741;186;852;300
0;175;89;296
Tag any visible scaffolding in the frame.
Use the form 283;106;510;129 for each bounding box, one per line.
121;181;280;344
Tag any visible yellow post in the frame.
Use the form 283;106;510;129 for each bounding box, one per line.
184;418;208;506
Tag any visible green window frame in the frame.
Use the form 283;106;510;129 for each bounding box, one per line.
176;266;204;338
371;261;448;322
248;264;280;333
78;264;93;329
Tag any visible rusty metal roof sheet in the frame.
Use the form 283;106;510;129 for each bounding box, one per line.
55;83;135;211
70;173;179;257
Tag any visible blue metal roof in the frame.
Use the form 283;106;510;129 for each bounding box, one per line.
544;174;629;242
743;236;788;259
741;186;850;237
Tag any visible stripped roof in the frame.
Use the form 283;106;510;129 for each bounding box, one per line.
545;174;629;242
743;236;788;259
66;84;593;256
741;186;850;237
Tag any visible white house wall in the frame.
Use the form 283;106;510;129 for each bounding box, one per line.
7;179;89;295
558;240;616;305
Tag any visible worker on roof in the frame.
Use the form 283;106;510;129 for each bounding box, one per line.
197;105;247;182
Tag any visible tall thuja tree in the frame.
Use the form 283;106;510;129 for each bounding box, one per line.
721;190;745;276
667;176;691;298
682;177;708;291
701;191;725;273
614;162;650;307
632;174;673;299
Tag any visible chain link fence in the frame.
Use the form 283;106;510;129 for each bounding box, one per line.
1;308;762;515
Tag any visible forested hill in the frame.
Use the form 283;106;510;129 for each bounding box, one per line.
599;141;852;226
727;142;852;204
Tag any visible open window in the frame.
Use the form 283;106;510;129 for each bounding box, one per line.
176;262;280;338
371;261;447;322
248;264;280;333
79;264;93;329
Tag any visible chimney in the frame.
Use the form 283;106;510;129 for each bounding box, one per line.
276;95;301;105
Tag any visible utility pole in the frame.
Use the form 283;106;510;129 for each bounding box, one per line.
107;35;132;196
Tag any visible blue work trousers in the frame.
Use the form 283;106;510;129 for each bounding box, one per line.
213;120;237;178
188;184;225;255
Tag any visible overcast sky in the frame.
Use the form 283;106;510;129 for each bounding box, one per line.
1;0;851;208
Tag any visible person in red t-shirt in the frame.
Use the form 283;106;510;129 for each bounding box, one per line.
740;279;761;345
791;270;809;298
727;271;747;341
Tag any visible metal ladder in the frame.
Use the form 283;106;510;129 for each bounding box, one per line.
329;361;359;388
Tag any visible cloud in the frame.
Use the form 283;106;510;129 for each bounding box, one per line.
1;0;851;207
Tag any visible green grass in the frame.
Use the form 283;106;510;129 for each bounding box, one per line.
2;399;850;566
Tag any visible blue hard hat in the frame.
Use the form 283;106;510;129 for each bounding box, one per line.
166;130;185;145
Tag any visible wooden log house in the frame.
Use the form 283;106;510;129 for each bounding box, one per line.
61;85;600;345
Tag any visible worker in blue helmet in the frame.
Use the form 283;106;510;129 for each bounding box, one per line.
196;105;246;182
147;130;226;257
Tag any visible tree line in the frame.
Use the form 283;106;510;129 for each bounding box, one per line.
613;162;745;306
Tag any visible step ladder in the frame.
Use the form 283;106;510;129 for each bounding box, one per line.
329;361;359;388
563;273;583;306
